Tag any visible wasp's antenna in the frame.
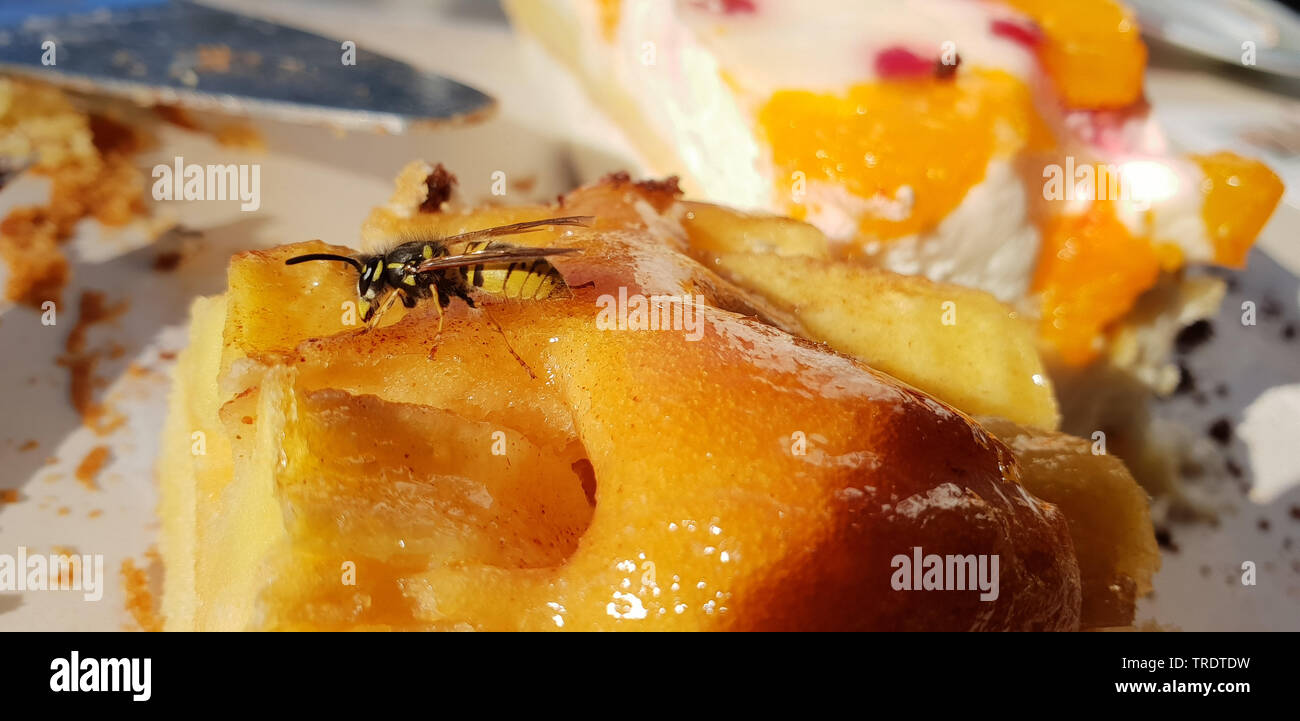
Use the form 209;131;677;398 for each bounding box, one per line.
284;253;364;272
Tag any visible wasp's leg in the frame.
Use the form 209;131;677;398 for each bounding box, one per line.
427;292;448;360
483;304;536;380
367;289;403;330
453;284;476;308
401;293;418;308
554;280;594;300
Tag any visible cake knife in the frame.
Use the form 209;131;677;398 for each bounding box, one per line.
0;0;495;133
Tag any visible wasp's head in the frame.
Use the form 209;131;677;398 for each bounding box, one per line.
356;256;387;321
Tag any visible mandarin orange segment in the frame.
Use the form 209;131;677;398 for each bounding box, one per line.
758;70;1045;241
1192;151;1284;268
1002;0;1147;109
1033;200;1161;366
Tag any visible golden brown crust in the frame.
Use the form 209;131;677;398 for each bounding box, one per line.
980;416;1159;629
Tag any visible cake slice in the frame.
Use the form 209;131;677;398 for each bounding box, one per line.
158;164;1157;630
505;0;1282;369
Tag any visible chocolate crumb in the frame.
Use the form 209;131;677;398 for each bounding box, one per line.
1290;505;1300;521
1173;363;1196;395
152;251;183;272
1261;296;1282;319
1214;382;1229;398
0;165;21;191
1225;457;1243;478
1259;518;1271;532
1175;319;1214;354
418;164;457;213
1207;417;1233;446
1155;526;1179;553
1283;323;1296;341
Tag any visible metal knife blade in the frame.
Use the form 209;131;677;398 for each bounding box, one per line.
0;0;495;132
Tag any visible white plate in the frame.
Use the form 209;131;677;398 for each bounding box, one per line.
1131;0;1300;78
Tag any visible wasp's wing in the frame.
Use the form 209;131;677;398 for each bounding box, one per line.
414;246;582;273
436;216;593;246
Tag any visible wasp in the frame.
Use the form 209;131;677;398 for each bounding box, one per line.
284;215;592;374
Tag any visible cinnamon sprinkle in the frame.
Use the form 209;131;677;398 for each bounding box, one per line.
74;445;110;491
121;548;163;632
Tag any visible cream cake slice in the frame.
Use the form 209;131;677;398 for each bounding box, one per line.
505;0;1283;368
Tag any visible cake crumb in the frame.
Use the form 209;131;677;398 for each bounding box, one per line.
510;175;538;193
49;546;80;586
1206;417;1233;446
121;548;163;632
0;80;150;305
18;439;37;451
59;291;130;434
1175;319;1214;354
74;445;111;490
0;489;20;504
1154;526;1179;553
65;290;127;355
153;104;201;130
213;124;266;152
152;251;183;272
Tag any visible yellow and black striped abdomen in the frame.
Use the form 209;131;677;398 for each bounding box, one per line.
456;240;569;300
466;258;566;300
